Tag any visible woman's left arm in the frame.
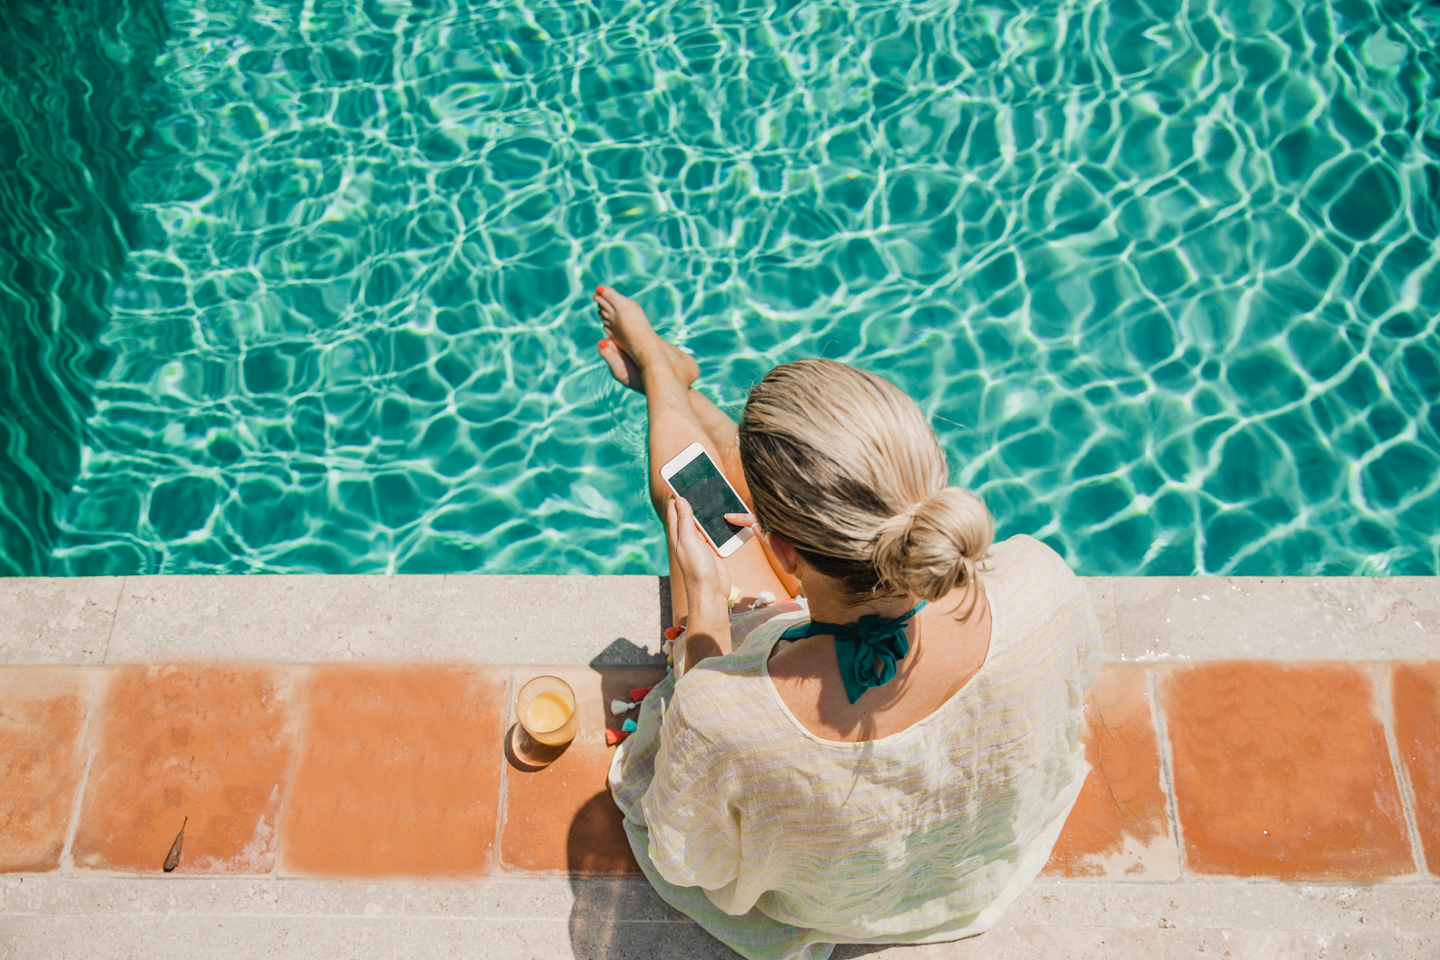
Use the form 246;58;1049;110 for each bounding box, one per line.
665;496;733;676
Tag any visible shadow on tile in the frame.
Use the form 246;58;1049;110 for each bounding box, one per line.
505;721;572;772
500;666;663;875
566;792;665;959
589;638;667;668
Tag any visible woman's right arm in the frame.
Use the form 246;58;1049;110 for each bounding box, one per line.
665;495;734;676
677;589;731;676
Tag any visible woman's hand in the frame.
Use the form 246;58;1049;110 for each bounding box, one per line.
723;512;762;543
667;496;731;606
666;496;733;673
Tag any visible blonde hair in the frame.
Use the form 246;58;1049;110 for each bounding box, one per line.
738;358;993;604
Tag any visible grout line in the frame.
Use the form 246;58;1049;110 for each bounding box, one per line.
1;872;1426;889
271;665;313;880
59;667;111;875
1373;663;1429;879
491;670;514;878
99;576;125;665
1147;666;1186;880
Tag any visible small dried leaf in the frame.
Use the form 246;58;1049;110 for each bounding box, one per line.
162;817;187;873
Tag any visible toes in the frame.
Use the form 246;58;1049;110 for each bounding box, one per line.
597;336;623;367
599;335;634;366
596;285;631;311
597;337;642;392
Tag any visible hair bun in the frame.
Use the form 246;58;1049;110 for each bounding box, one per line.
870;487;994;601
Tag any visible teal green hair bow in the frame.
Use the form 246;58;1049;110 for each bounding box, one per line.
779;601;928;704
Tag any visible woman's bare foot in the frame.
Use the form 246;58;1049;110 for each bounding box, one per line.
597;337;646;392
593;286;699;393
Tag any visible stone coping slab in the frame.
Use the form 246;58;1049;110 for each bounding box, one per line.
0;576;664;667
1;876;1437;959
2;575;1437;666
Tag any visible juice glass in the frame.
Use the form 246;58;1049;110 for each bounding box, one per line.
516;675;577;747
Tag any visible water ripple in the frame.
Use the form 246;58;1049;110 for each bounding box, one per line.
32;0;1440;577
0;0;167;576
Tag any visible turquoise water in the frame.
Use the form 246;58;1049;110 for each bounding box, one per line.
2;0;1437;578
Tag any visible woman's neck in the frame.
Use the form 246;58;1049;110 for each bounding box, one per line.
800;576;920;625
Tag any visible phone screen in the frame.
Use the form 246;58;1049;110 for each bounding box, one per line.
669;452;748;547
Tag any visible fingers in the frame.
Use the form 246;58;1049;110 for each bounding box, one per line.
725;512;763;541
676;495;700;538
668;495;700;545
672;497;710;553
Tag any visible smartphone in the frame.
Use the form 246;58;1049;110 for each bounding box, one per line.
659;442;756;558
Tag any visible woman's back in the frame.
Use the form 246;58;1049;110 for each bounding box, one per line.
765;576;992;743
609;534;1101;956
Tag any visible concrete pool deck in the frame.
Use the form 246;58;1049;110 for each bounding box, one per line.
2;574;1438;958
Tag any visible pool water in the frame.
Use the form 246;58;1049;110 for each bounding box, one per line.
3;0;1438;578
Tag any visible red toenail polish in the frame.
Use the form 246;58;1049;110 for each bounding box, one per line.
599;338;611;349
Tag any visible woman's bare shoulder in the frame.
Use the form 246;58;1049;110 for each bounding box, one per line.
765;632;833;679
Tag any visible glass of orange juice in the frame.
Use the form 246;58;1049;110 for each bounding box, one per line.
516;676;578;747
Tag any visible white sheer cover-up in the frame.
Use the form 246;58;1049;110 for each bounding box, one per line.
609;535;1102;960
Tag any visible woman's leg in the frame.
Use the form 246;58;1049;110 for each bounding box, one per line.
595;337;748;499
597;309;801;598
684;389;746;500
593;287;786;627
684;388;803;599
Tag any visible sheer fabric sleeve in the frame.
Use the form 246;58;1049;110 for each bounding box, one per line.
728;599;807;654
639;669;749;905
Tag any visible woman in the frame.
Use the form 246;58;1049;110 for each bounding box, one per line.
594;286;1101;960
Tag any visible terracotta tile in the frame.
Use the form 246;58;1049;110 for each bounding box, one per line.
71;665;298;874
500;667;666;876
1391;662;1440;875
0;669;96;872
281;665;507;877
1159;662;1413;880
1044;666;1176;878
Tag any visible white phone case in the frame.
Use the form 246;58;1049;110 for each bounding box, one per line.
659;442;755;557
